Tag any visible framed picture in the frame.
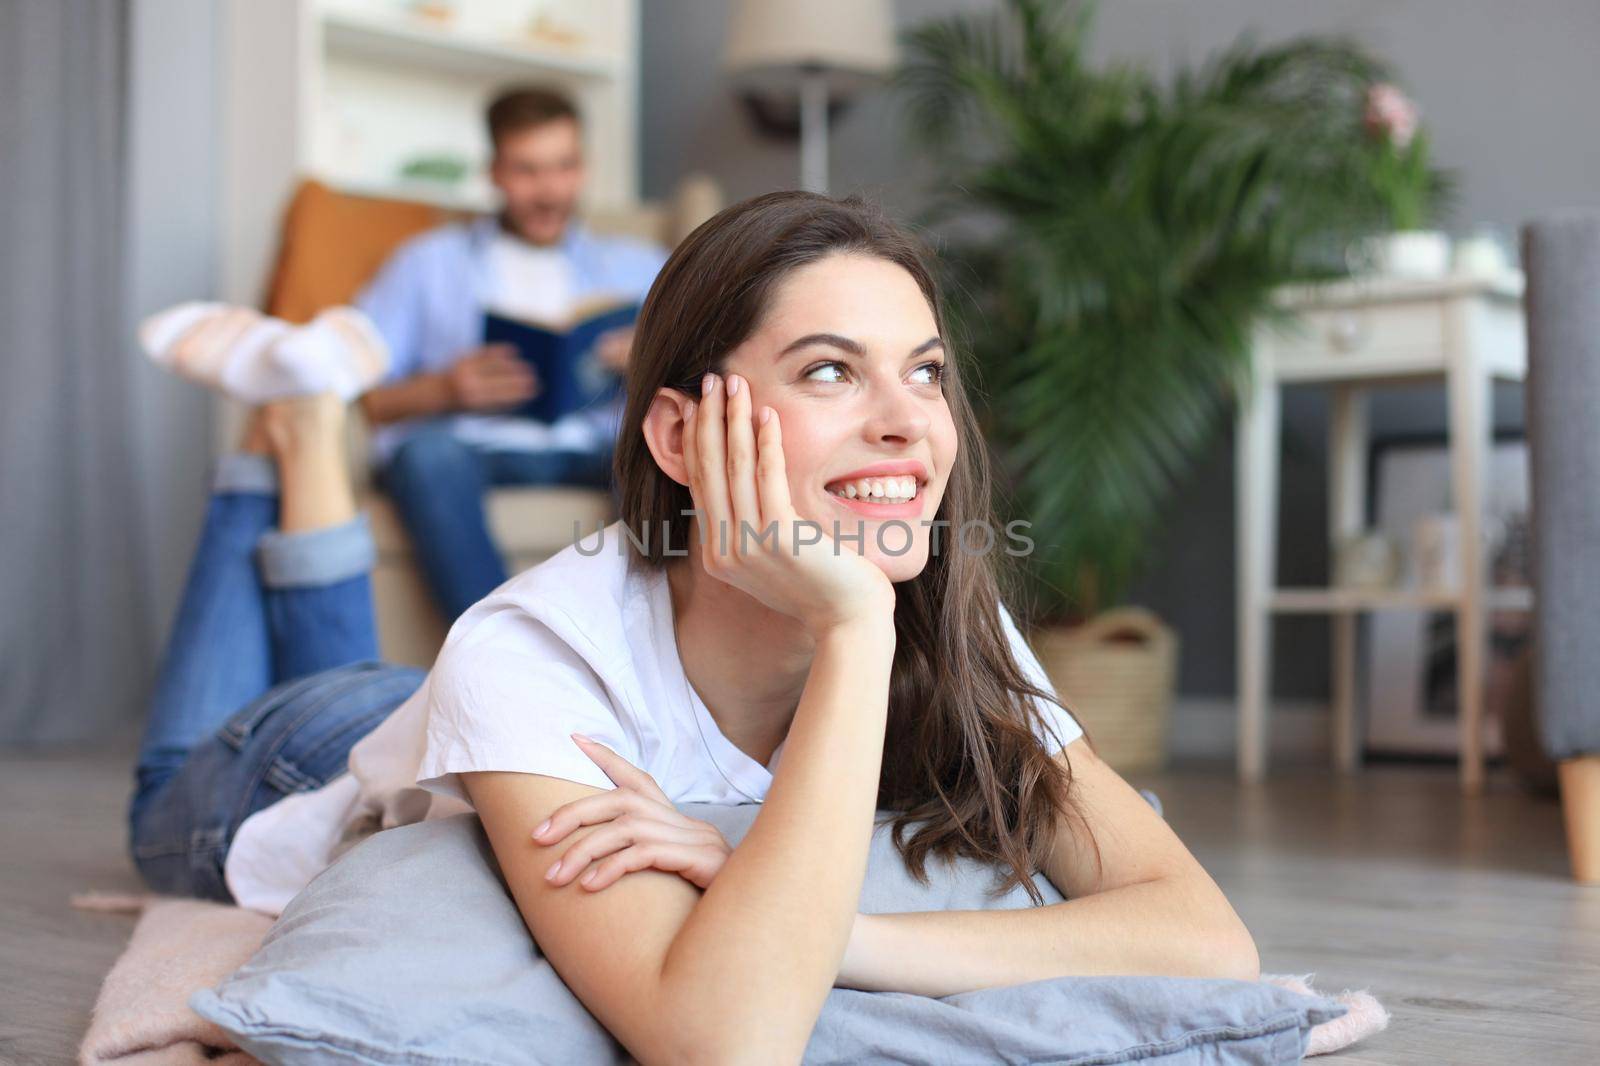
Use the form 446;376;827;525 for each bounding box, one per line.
1362;433;1532;758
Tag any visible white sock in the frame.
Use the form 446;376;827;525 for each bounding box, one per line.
138;302;390;403
270;307;391;401
139;303;291;402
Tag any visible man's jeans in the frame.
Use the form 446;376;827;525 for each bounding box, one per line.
128;453;424;902
375;423;615;622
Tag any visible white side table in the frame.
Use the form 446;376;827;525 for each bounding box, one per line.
1235;272;1530;793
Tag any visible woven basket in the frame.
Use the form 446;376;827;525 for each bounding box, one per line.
1030;607;1180;773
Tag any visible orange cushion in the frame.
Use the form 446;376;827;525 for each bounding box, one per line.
264;180;470;323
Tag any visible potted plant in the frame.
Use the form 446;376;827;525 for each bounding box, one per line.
898;0;1397;770
1355;83;1455;277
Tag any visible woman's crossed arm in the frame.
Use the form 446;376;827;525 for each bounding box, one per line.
834;736;1260;997
464;612;896;1066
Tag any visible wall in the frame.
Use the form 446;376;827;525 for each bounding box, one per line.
644;0;1600;240
638;0;1600;755
641;0;982;217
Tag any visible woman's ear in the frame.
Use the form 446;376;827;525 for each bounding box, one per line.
641;387;693;487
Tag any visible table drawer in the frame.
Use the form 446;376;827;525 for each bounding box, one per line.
1270;301;1448;373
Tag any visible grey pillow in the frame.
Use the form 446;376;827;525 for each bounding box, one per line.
192;805;1343;1065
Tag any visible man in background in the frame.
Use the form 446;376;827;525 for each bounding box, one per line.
357;86;667;622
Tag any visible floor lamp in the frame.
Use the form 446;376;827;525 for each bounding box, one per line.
722;0;897;196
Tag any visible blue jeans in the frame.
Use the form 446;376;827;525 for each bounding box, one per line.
128;453;425;902
376;423;615;624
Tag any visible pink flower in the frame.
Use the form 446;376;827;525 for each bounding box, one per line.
1364;83;1418;148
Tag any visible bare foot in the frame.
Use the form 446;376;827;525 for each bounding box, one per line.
260;393;356;533
260;392;346;458
237;408;273;456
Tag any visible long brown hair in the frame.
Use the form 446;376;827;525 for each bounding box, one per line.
613;190;1094;901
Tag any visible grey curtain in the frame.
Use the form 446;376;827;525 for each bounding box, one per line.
0;0;151;745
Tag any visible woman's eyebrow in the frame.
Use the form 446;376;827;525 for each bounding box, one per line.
777;333;944;359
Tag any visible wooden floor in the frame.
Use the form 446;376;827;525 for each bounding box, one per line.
2;746;1597;1064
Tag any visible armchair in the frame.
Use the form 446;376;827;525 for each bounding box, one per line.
1523;213;1600;883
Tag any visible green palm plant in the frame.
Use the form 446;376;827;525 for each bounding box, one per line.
899;0;1399;621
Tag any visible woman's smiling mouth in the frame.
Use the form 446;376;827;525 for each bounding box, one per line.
823;461;929;519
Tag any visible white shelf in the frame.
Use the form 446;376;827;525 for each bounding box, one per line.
321;9;619;83
1267;586;1533;613
322;174;496;213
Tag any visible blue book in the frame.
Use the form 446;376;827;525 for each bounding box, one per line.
482;300;639;423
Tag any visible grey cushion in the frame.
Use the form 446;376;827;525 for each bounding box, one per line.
192;805;1343;1065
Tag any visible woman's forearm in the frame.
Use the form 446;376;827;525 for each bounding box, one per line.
837;876;1260;998
658;614;895;1062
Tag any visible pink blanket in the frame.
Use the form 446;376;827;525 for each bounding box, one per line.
73;893;270;1066
73;893;1387;1063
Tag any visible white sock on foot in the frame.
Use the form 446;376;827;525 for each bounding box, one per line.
138;302;390;403
139;302;292;402
270;307;391;401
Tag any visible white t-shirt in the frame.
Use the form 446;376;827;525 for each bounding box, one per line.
452;231;611;453
222;522;1085;915
487;230;575;323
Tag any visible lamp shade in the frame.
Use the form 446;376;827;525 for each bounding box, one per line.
723;0;897;96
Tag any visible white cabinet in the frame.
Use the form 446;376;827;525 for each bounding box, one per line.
1235;273;1530;793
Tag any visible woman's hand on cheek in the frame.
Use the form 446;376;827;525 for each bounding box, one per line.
684;371;895;636
532;734;733;892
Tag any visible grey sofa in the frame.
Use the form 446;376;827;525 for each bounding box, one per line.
1522;213;1600;883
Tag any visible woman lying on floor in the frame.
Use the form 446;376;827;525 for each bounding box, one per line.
128;191;1259;1065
